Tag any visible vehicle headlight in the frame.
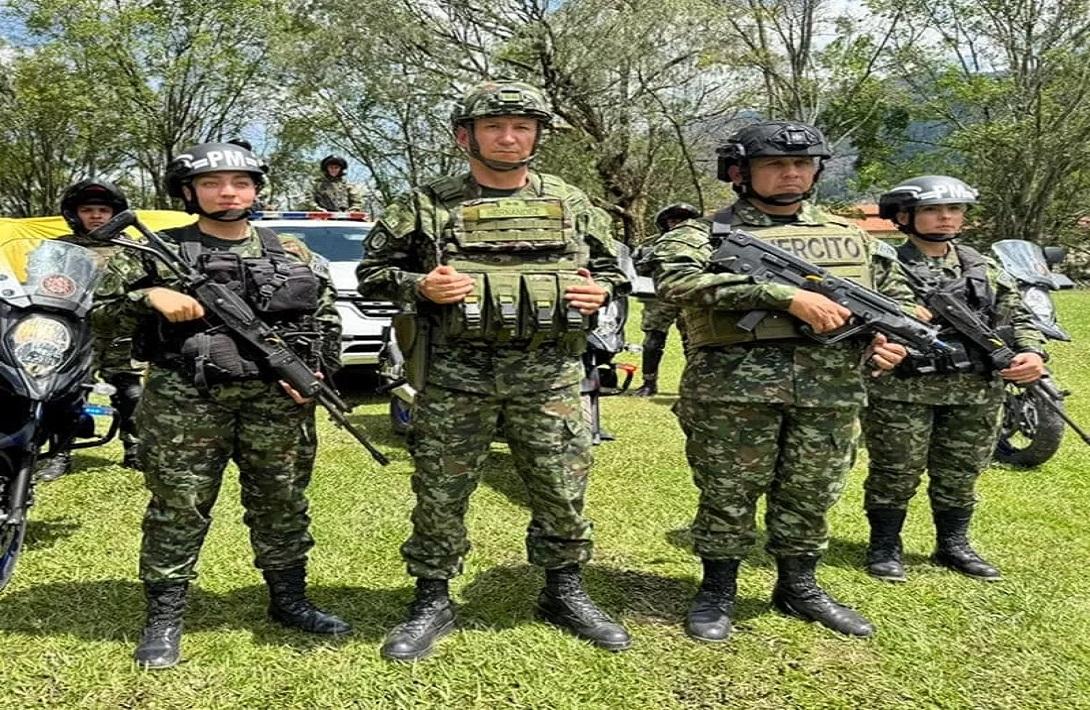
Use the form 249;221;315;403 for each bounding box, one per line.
5;315;73;377
1022;287;1055;323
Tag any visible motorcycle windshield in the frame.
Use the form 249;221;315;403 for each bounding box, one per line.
0;238;101;313
991;240;1060;289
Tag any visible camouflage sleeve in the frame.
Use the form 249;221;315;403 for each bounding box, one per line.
867;235;918;313
280;235;343;374
348;183;365;212
578;201;629;300
356;192;431;308
91;247;163;341
650;221;796;310
991;262;1047;352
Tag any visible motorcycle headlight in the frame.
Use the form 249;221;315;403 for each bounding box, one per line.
1022;287;1056;323
5;315;73;377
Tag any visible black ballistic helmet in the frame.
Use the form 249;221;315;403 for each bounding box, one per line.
59;179;129;235
654;202;701;233
717;120;832;205
320;155;349;174
165;142;268;221
878;175;979;241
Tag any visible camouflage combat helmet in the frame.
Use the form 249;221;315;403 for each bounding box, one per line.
451;80;554;171
717;120;832;205
878;175;978;242
653;202;701;233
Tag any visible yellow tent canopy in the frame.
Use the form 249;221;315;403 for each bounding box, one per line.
0;210;196;242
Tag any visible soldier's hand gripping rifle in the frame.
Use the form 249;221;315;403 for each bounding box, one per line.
909;277;1090;447
708;229;950;354
89;210;390;465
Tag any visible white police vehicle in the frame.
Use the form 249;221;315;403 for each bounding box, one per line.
252;211;396;367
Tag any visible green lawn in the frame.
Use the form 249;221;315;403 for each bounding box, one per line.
2;293;1089;709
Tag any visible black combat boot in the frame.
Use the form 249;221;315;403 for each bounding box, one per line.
263;566;352;634
381;578;456;661
36;450;72;482
133;581;188;669
685;558;739;643
537;565;631;651
932;508;1001;580
121;441;141;470
772;555;874;637
865;508;908;582
632;376;658;397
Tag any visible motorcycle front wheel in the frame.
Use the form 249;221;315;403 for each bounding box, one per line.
0;451;28;592
994;386;1066;468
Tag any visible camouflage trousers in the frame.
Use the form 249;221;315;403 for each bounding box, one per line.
862;397;1003;512
136;366;317;583
403;382;594;579
641;298;684;334
675;398;858;559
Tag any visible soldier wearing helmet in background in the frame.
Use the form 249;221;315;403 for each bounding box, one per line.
93;142;350;670
647;120;916;643
630;202;702;396
358;79;632;661
35;179;145;480
311;154;364;212
862;175;1046;584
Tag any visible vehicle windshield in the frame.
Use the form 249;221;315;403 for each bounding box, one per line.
0;238;100;311
991;240;1053;285
265;224;371;262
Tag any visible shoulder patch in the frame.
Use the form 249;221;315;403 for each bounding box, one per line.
872;239;898;260
279;235;312;262
309;253;331;280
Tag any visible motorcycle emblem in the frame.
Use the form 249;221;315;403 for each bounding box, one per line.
40;273;77;298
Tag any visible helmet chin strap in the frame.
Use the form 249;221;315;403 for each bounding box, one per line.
464;124;539;172
738;162;818;206
905;212;958;242
182;185;252;222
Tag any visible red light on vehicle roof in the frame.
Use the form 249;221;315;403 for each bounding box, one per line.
253;210;370;221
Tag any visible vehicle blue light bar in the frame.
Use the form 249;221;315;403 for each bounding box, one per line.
253;211;370;221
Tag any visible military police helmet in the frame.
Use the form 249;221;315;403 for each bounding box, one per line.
59;179;129;235
451;80;554;129
654;202;701;233
165;142;268;220
320;154;349;172
877;175;979;220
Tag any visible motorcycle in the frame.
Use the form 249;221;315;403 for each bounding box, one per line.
0;238;118;591
378;242;639;444
991;239;1077;467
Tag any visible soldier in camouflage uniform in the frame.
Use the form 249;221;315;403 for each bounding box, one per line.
863;176;1047;583
35;180;145;481
93;143;351;670
630;203;701;397
310;155;365;212
358;80;632;661
649;121;916;642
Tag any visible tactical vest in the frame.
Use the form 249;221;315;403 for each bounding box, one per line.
897;243;999;377
144;225;322;388
686;208;872;348
423;174;591;347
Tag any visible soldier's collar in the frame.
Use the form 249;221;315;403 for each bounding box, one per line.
463;171;543;198
732;199;821;226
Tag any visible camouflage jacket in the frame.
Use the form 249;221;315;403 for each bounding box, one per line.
867;240;1046;405
92;224;342;378
310;176;365;212
649;199;916;407
357;171;629;395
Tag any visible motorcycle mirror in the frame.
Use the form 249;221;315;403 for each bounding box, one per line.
86;209;137;243
1043;245;1066;267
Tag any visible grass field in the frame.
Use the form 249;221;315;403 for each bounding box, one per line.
2;293;1089;709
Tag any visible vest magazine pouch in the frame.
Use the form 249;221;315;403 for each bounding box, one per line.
196;252;247;297
485;271;522;341
440;272;488;340
179;331;262;386
555;272;592;332
243;257;320;315
520;273;560;339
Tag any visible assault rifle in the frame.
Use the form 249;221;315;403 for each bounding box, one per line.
708;228;950;354
89;210;390;465
906;275;1090;447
